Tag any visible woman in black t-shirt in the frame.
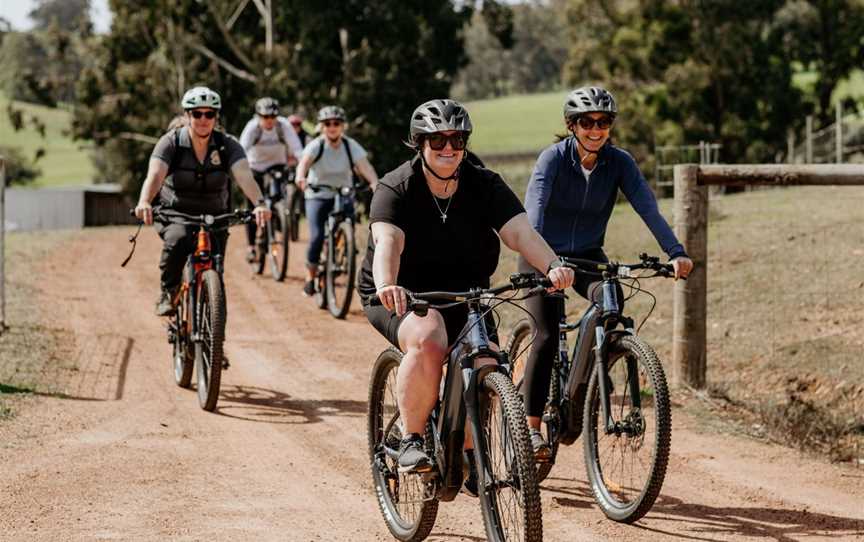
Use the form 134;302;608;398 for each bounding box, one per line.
360;99;574;475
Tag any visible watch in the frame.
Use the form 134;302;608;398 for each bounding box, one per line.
546;258;565;274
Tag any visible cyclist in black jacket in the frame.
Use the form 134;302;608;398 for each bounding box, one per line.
359;99;574;476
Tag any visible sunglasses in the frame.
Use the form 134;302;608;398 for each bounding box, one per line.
575;116;613;130
425;132;468;151
189;110;217;119
260;114;277;120
323;120;343;127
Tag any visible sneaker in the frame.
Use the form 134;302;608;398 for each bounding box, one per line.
397;433;433;473
155;289;176;317
462;450;479;497
530;428;552;462
302;280;316;297
246;248;257;263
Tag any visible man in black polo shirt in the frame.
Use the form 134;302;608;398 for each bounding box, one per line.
134;86;270;316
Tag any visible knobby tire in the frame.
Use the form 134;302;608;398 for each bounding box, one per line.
326;220;356;319
195;269;226;412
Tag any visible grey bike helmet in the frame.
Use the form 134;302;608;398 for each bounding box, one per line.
563;86;617;120
181;86;221;110
409;99;473;145
317;105;346;122
255;97;280;116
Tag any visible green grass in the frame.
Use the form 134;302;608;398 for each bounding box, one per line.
465;91;566;156
0;93;95;187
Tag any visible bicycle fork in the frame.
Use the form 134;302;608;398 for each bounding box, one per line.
593;326;643;436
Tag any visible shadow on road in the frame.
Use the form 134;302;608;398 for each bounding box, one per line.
544;476;863;541
215;384;366;424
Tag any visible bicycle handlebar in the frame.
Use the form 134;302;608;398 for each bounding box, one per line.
129;207;254;227
365;273;553;316
561;253;679;279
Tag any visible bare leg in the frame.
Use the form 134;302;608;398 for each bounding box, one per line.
397;310;449;435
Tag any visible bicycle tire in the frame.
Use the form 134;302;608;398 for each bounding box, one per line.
195;269;226;412
314;237;328;310
582;335;670;523
506;319;557;482
172;279;193;388
367;348;439;541
269;203;290;282
288;186;303;242
326;220;356;319
476;371;543;542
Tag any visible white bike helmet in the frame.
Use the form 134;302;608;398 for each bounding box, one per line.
181;86;222;110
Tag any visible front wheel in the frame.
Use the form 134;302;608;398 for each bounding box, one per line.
367;348;439;541
475;371;543;542
269;203;290;281
194;269;226;412
325;219;356;319
583;335;671;523
288;185;303;242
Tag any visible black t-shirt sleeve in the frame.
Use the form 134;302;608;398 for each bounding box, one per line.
487;173;526;231
150;132;175;165
369;182;404;229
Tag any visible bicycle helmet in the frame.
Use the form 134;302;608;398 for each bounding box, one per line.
317;106;346;122
255;97;280;116
409;99;473;145
563;86;617;120
181;86;222;110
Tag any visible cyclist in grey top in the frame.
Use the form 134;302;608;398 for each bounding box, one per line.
295;105;379;296
134;86;270;316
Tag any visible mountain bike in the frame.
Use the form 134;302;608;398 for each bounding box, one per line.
308;184;356;319
124;208;252;412
367;273;552;542
250;165;290;281
285;168;304;242
506;253;674;523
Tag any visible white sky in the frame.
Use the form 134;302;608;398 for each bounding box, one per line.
0;0;111;33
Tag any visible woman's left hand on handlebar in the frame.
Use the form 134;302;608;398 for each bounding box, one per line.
377;285;409;316
253;205;271;228
546;266;574;291
671;256;693;280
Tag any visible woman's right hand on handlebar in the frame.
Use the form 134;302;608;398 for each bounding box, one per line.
377;284;409;316
546;265;574;291
135;201;154;225
252;205;271;228
296;177;306;192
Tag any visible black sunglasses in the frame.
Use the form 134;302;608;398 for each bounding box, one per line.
425;132;468;151
323;120;343;127
575;115;613;130
190;110;217;119
260;114;277;120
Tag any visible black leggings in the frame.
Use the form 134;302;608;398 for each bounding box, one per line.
518;250;622;418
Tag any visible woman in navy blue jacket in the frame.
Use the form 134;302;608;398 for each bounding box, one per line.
520;86;693;458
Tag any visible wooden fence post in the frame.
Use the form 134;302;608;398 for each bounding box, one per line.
806;115;814;163
836;101;843;163
672;164;707;388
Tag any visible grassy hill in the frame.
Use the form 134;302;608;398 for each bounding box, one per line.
0;94;95;187
465;91;566;156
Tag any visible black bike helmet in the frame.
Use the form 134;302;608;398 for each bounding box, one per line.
317;105;346;122
409;99;473;146
563;86;617;120
255;97;280;116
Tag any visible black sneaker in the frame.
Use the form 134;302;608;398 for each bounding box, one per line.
397;433;433;473
462;450;479;497
302;280;316;297
530;428;552;462
155;289;176;317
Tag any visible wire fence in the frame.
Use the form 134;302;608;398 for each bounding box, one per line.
789;104;864;165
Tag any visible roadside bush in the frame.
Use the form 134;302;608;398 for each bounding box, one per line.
0;145;41;185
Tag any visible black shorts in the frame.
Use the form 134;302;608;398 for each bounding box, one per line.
363;301;499;350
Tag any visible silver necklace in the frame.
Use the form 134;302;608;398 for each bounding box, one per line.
430;179;454;223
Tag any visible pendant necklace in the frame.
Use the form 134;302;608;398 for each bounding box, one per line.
431;180;453;223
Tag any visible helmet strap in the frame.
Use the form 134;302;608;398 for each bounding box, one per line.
419;152;462;182
569;127;602;166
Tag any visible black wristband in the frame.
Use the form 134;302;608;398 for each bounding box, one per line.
255;197;266;206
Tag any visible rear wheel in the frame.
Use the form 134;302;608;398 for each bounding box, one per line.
252;224;266;275
172;279;193;388
583;335;671;523
506;319;557;482
195;269;226;412
476;371;543;542
288;185;303;242
368;348;439;541
326;219;356;319
269;203;290;281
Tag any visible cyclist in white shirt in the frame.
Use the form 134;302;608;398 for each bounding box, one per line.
239;97;304;261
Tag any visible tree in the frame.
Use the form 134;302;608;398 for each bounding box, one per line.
72;0;474;193
0;145;41;186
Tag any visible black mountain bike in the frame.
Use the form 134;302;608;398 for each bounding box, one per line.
308;184;356;319
367;273;552;542
125;208;252;412
506;253;674;523
250;165;290;281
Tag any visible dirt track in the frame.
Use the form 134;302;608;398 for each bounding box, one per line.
0;226;862;541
